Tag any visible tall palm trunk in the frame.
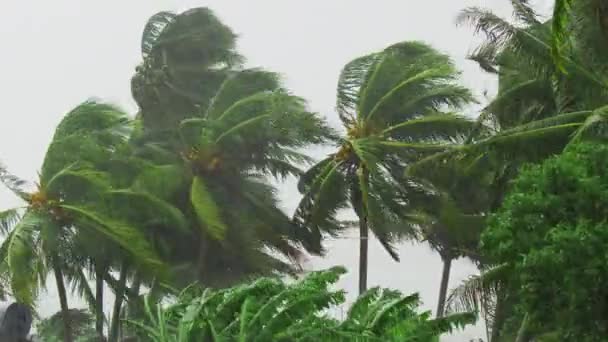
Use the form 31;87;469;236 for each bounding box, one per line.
359;218;369;295
53;263;73;342
109;261;129;342
94;265;105;340
491;291;506;341
436;256;452;317
515;313;530;342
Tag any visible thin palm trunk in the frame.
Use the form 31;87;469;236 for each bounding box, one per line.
94;265;105;340
436;256;452;317
53;264;73;342
359;218;369;295
109;261;129;342
515;313;530;342
491;291;506;341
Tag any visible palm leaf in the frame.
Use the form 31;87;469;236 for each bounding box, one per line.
190;176;227;240
59;205;164;270
2;211;46;304
0;208;22;235
51;100;131;142
551;0;573;71
141;11;176;56
206;69;281;119
0;162;30;200
446;263;508;315
107;189;189;233
336;53;382;124
381;113;474;142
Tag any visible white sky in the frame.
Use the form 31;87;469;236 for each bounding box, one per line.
0;1;553;340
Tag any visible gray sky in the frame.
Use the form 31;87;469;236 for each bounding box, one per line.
0;1;553;340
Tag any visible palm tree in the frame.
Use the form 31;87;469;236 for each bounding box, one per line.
131;68;335;287
129;7;334;287
294;41;475;294
0;102;166;342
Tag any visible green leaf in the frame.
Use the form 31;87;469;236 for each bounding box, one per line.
0;208;21;235
206;69;281;120
141;11;176;56
60;204;164;270
190;176;227;240
3;211;46;304
0;162;30;201
107;190;189;233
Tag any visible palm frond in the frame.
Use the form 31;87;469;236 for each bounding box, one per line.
0;208;21;235
445;263;508;315
0;162;30;200
59;204;164;270
2;211;47;304
551;0;573;71
131;163;188;201
206;69;281;119
107;189;189;233
293;160;348;253
381;113;474;142
44;163;112;202
141;11;176;57
190;175;227;241
336;53;382;125
510;0;540;26
51;100;131;142
407;110;595;183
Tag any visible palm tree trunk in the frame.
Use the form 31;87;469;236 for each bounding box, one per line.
491;291;506;342
94;265;105;340
515;313;530;342
109;261;129;342
358;218;369;295
53;264;73;342
436;256;452;317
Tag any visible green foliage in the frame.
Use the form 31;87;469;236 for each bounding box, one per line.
129;267;475;341
132;7;243;130
35;309;97;342
482;142;608;340
131;67;335;287
296;40;475;265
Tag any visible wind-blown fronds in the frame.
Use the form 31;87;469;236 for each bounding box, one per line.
0;208;21;235
336;53;382;125
133;7;244;130
141;11;176;57
0;211;48;304
296;41;475;270
446;264;508;315
130;267;474;341
0;163;30;200
552;0;573;70
406;110;598;189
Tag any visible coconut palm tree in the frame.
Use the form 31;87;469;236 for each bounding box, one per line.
0;102;168;342
131;68;335;287
294;41;475;294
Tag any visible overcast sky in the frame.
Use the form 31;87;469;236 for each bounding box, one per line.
0;1;553;340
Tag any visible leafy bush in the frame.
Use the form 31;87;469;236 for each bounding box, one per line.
129;266;475;341
482;142;608;340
